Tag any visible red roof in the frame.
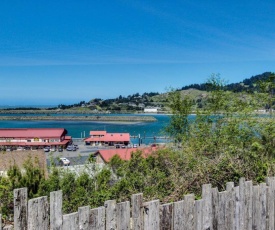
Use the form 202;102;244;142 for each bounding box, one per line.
95;147;159;163
0;128;67;138
90;131;107;136
85;133;130;142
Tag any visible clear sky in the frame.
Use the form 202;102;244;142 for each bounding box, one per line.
0;0;274;106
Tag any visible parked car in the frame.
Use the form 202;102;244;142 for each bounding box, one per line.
133;144;138;148
59;158;70;166
66;146;73;151
66;145;77;151
44;147;50;152
58;147;63;152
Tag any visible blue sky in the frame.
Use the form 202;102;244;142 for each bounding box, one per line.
0;0;274;106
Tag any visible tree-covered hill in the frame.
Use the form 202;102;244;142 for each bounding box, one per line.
181;72;272;92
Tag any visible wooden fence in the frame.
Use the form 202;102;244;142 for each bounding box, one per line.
3;177;275;229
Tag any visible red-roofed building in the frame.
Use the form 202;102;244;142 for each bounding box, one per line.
0;128;71;150
94;147;159;164
84;131;130;147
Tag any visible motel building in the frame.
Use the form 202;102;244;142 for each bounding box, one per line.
0;128;72;150
84;131;130;147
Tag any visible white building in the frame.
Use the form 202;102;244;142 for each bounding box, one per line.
144;107;158;113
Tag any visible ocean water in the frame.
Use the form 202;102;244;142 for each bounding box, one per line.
0;114;171;145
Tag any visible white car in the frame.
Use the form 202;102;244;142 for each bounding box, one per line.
59;158;70;166
133;144;138;148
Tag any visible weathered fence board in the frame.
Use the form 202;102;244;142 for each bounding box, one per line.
160;203;173;230
184;194;195;230
50;190;63;230
90;206;105;230
266;177;275;230
144;200;160;230
173;200;185;230
78;206;90;230
105;200;117;230
63;212;79;230
218;191;227;230
226;184;234;230
212;187;219;230
0;214;2;230
13;188;27;230
27;196;49;230
234;186;240;230
253;185;260;229
245;181;253;230
195;199;203;230
260;183;267;230
239;177;245;230
116;201;130;230
202;184;212;230
131;193;144;230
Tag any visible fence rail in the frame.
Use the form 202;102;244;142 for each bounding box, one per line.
3;177;275;229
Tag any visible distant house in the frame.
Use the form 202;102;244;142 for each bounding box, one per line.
84;131;130;147
94;146;160;164
144;107;158;113
0;128;71;150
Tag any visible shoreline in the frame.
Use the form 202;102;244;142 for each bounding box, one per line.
0;115;157;123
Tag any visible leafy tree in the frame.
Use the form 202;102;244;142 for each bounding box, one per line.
165;90;193;143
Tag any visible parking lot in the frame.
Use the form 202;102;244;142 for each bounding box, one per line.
45;140;144;166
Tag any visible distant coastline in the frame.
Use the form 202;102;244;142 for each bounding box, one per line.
0;115;157;123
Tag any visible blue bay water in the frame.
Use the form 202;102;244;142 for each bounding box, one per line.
0;114;171;145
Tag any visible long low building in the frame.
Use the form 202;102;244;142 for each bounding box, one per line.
0;128;72;150
84;131;130;147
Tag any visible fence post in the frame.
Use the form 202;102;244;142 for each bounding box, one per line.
63;212;79;230
144;200;160;230
212;188;219;230
195;200;203;230
202;184;212;230
184;194;195;230
160;203;173;230
90;206;105;230
117;201;130;230
266;177;275;230
234;186;240;230
259;183;267;229
226;182;234;230
28;196;49;230
239;177;245;230
14;188;28;230
253;185;260;229
105;200;117;230
131;193;144;230
78;206;90;230
218;191;227;229
50;190;62;230
173;200;184;230
0;214;2;230
245;181;253;230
